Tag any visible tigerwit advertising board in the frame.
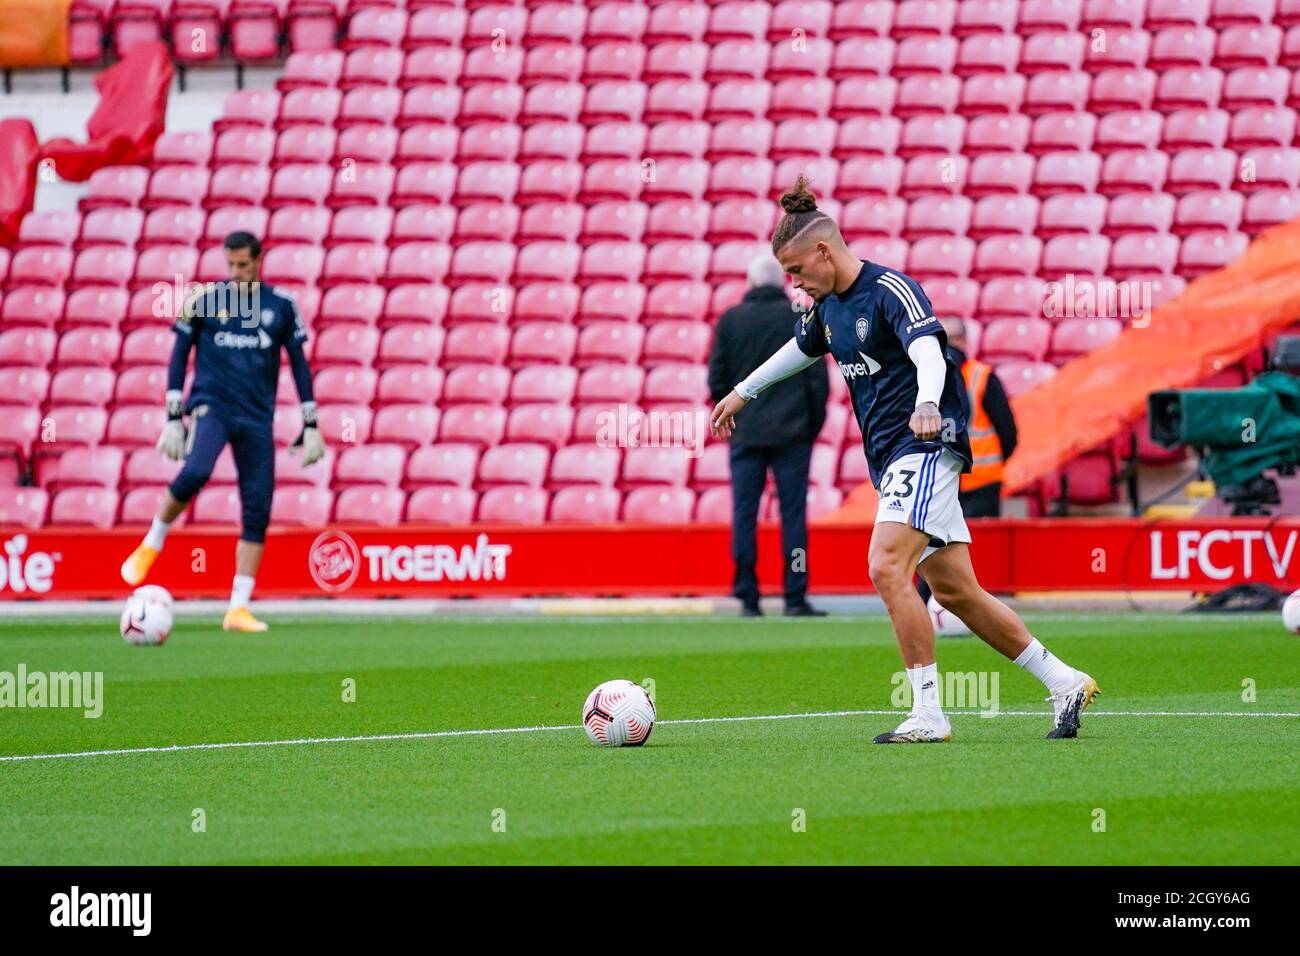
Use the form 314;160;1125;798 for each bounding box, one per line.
0;519;1297;599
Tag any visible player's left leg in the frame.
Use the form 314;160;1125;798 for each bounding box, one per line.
919;543;1100;739
868;519;951;743
222;419;275;633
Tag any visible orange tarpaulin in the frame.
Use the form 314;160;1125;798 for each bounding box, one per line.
41;40;174;182
0;0;69;67
820;219;1300;521
1002;221;1300;493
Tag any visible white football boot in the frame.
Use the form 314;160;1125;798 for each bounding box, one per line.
1045;672;1101;739
873;709;953;744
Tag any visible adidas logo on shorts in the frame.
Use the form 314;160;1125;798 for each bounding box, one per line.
887;499;905;512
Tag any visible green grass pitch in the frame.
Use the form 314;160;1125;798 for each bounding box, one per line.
0;612;1297;865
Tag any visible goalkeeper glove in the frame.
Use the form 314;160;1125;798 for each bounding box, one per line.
292;401;326;466
156;390;187;461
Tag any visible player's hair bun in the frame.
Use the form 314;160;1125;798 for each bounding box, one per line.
779;174;818;215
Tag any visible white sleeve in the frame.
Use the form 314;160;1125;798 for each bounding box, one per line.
907;335;946;408
735;338;820;401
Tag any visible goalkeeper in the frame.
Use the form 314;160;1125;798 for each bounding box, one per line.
120;232;325;632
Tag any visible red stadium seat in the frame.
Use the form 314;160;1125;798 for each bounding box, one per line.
119;328;173;368
969;194;1040;238
909;237;976;278
548;444;623;492
333;486;404;526
265;486;330;526
1103;191;1176;235
477;443;551;489
385;236;454;284
1020;31;1085;74
576;364;646;405
1033;151;1102;195
48;444;122;493
334;443;407;489
312;367;379;407
1093;110;1160;153
313;325;380;368
504;402;574;449
1242;187;1300;233
1041;234;1111;277
1165;147;1238;192
1178;230;1250;274
405;444;480;490
1149;26;1216;69
1173;190;1245;234
547;486;619;523
1222;66;1288;108
103;401;163;447
404;486;477;523
369;404;439;448
577;282;646;325
623;486;695;523
49;487;118;529
966;153;1034;196
1024;71;1090;114
2;287;65;328
444;364;511;407
1227;105;1298;149
438;403;508;447
476;486;548;524
1099;149;1170;194
620;444;692;489
1050;317;1124;362
973;236;1043;278
979;318;1053;363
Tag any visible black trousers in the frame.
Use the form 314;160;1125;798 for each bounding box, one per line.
917;481;1001;603
730;441;813;609
169;408;275;544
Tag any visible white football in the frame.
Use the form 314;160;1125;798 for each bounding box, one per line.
928;595;971;636
1283;590;1300;634
582;679;655;747
120;587;174;646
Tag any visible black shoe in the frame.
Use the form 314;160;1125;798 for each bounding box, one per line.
783;603;827;617
741;604;764;618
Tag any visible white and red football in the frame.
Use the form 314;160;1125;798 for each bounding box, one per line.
582;679;655;747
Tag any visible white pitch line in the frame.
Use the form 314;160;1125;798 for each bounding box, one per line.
1;708;1297;764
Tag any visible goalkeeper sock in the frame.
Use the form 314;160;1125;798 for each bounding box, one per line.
143;517;171;551
1014;638;1078;695
230;574;255;612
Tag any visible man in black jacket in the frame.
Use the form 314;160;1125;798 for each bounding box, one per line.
708;256;830;617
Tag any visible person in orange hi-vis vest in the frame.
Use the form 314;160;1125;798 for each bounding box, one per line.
919;318;1018;631
947;317;1018;518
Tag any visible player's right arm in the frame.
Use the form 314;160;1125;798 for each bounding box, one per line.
156;287;203;460
709;304;826;439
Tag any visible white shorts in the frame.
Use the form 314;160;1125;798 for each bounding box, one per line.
874;448;971;564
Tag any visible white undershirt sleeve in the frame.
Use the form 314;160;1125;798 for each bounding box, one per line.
907;334;946;409
735;338;820;401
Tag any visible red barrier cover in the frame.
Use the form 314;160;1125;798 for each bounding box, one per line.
41;41;174;181
0;118;39;248
1;519;1297;599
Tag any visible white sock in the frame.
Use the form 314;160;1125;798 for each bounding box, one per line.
907;663;943;717
1014;638;1079;695
143;516;171;551
230;574;255;612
